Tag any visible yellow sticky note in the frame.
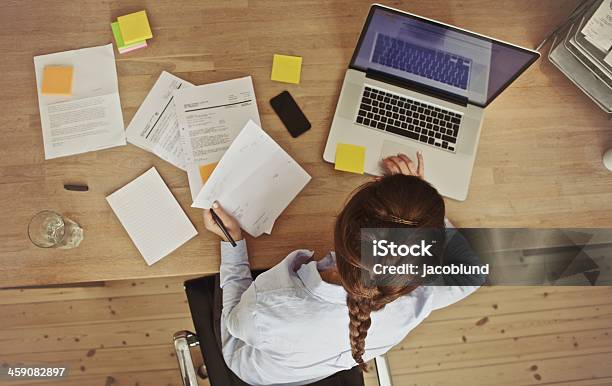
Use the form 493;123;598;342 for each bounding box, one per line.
41;66;73;96
199;163;218;184
117;10;153;45
335;143;366;174
271;54;302;84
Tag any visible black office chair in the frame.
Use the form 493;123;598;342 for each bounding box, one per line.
172;273;393;386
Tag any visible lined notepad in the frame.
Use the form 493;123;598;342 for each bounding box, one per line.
106;167;197;266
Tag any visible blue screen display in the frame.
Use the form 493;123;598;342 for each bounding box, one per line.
351;7;539;106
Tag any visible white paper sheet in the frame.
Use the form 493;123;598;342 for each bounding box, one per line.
106;167;198;266
126;71;193;170
184;161;273;235
582;0;612;53
192;120;311;237
34;44;126;159
174;76;261;201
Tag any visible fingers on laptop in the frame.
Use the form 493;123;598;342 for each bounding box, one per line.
416;151;424;177
382;151;424;178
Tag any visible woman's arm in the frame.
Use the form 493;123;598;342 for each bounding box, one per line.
441;225;487;287
219;239;253;316
429;225;486;310
203;202;252;316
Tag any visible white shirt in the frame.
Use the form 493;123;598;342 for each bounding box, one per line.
219;236;482;386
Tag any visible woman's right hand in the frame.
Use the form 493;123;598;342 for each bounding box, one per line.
382;151;425;179
203;201;243;242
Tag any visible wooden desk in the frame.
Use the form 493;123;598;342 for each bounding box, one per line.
1;0;610;288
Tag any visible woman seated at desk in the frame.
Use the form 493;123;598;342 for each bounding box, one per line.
203;152;485;386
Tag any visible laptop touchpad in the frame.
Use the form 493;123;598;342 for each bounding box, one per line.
378;140;418;173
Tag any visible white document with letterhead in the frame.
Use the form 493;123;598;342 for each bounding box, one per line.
106;167;198;266
174;76;261;200
33;44;126;159
126;71;193;170
192;120;310;237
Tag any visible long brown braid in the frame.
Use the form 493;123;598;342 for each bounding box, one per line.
334;174;445;371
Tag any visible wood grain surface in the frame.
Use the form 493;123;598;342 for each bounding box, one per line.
1;0;611;287
0;276;610;385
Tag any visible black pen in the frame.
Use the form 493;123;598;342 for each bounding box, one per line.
210;208;237;247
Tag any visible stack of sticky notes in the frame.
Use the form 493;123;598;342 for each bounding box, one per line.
41;65;74;96
335;143;366;174
271;54;303;84
111;10;152;54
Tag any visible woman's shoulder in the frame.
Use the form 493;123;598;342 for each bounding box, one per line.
253;249;315;293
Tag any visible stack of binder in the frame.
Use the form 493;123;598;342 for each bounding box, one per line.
549;0;612;115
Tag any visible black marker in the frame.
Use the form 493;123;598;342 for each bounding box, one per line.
63;184;89;192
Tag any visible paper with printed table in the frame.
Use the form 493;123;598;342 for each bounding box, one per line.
191;120;310;237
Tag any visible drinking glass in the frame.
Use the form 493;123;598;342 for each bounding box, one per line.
27;210;83;249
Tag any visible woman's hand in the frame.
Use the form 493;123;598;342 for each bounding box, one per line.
203;201;243;242
381;151;425;179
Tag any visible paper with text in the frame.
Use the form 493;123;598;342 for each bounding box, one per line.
34;44;126;159
106;167;197;266
174;76;261;201
126;71;193;170
582;0;612;53
174;76;261;165
192;120;310;237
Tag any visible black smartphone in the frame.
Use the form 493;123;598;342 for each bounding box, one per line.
270;91;311;138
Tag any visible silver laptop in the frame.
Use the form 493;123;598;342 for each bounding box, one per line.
323;4;539;201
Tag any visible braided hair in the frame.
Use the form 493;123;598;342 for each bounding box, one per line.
334;174;445;371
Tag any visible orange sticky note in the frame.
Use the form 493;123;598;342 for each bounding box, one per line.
41;66;73;96
199;163;218;184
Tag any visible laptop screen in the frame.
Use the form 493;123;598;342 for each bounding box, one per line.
350;6;539;107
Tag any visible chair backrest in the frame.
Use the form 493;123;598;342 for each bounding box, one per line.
184;274;364;386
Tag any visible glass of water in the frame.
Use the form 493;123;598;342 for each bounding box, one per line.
27;210;83;249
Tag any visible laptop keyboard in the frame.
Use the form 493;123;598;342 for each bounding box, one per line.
356;86;461;152
372;34;472;90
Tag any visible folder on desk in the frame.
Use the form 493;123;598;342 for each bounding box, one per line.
548;0;612;115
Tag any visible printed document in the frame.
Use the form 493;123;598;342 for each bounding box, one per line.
34;44;126;159
174;76;261;200
582;0;612;53
107;167;198;266
192;120;311;237
126;71;193;170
